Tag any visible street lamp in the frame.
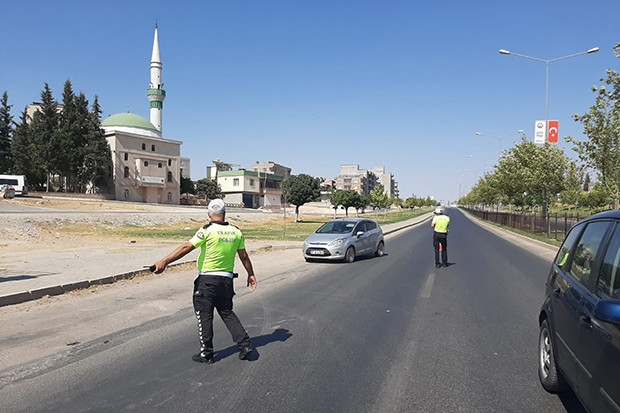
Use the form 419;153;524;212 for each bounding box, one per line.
498;47;599;142
499;46;598;216
475;130;524;160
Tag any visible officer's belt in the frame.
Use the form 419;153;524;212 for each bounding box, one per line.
198;271;235;279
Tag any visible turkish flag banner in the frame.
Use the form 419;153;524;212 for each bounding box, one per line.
547;120;559;143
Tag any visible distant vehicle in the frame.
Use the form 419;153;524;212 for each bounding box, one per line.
538;210;620;413
0;175;28;196
302;218;385;263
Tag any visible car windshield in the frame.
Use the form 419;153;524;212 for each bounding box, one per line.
316;220;357;234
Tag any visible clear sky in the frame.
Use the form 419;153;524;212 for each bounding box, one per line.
2;0;619;203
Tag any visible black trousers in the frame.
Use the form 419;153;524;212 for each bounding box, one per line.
433;231;448;265
192;275;250;358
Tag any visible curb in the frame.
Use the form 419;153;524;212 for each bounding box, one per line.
0;260;193;308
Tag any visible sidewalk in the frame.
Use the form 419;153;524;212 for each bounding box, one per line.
0;214;433;307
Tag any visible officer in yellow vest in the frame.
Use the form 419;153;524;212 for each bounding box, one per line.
431;207;450;268
152;199;257;363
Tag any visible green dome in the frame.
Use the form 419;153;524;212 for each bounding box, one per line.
102;113;158;131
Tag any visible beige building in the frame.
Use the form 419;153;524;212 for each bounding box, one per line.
180;157;191;178
250;161;291;179
334;164;374;195
102;113;182;203
371;166;399;198
334;164;398;198
217;169;285;208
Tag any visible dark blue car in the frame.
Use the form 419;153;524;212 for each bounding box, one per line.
539;210;620;412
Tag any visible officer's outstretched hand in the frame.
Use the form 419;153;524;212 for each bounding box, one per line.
247;275;257;291
151;260;167;274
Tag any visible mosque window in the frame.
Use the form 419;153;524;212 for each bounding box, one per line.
142;143;146;150
167;192;172;202
124;167;129;178
124;153;128;161
158;163;163;168
167;171;173;182
144;161;149;167
168;159;172;166
124;189;129;200
151;145;155;151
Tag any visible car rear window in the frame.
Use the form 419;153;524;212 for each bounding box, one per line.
569;221;610;287
597;224;620;299
555;225;583;270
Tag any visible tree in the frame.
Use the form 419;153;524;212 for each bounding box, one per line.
338;190;362;217
29;83;60;191
492;137;576;210
584;183;612;210
403;196;417;209
81;96;112;192
328;189;344;217
281;174;321;221
392;197;403;208
583;173;591;192
369;184;391;211
355;194;370;214
180;176;195;195
11;109;46;187
568;69;620;209
57;80;80;190
195;178;224;200
0;92;13;173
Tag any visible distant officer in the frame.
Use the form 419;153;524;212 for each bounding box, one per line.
431;207;450;268
152;199;257;363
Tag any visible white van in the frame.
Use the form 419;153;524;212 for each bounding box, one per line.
0;175;28;196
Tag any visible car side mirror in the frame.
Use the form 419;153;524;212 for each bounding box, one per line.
593;299;620;324
356;231;364;237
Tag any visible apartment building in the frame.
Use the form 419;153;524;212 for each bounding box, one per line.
216;169;285;208
334;164;398;198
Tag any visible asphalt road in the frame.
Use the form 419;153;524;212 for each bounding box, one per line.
0;209;587;413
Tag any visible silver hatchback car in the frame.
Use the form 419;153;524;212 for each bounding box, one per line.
303;218;385;263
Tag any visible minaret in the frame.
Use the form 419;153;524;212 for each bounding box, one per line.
147;24;165;133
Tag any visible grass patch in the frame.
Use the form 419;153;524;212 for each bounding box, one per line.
37;208;433;242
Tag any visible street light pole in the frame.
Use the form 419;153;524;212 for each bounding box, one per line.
498;47;599;142
499;47;598;218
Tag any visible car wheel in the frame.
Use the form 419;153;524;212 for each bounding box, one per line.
538;318;567;393
344;246;355;263
374;241;385;257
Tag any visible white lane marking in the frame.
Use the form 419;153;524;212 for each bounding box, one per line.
421;273;435;298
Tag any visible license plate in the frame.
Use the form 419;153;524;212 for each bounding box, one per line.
310;250;325;255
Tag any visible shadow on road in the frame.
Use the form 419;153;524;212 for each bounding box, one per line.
213;328;292;362
558;387;588;413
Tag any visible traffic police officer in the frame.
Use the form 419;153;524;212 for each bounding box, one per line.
431;207;450;268
152;199;257;363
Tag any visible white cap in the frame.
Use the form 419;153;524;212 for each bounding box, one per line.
434;207;443;214
207;199;226;213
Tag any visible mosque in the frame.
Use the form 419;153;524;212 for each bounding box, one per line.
101;26;188;204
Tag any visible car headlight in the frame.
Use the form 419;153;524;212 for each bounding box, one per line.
328;238;345;247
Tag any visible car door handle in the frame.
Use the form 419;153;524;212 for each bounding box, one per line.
553;288;561;297
579;315;593;329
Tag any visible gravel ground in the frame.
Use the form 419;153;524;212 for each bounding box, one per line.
0;197;338;244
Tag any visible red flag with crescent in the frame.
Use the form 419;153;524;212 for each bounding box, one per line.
547;120;559;143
